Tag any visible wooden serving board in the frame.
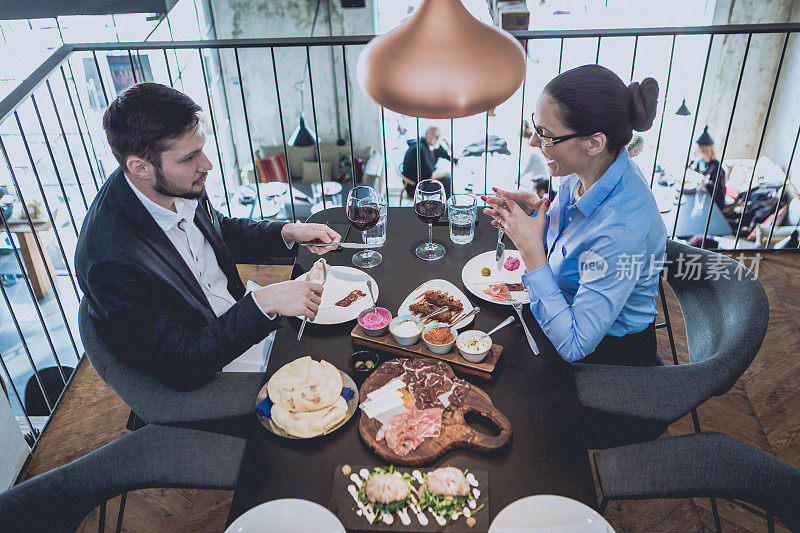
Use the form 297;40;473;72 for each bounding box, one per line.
351;325;502;379
358;360;512;466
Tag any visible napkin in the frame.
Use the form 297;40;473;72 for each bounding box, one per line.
256;387;355;419
222;281;275;373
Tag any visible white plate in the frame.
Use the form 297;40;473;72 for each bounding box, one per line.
398;278;474;329
489;495;615;532
461;250;529;306
225;498;345;533
297;265;378;325
260;181;289;197
255;370;359;440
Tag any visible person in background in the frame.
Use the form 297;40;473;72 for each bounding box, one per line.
692;126;726;210
482;65;666;366
401;126;457;197
627;135;644;158
75;83;340;389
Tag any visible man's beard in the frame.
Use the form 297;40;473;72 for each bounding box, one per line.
152;164;206;200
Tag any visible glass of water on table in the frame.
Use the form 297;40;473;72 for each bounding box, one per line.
447;194;478;244
362;195;387;247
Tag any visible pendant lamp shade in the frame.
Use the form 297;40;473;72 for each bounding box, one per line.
356;0;526;119
288;115;317;147
675;98;691;116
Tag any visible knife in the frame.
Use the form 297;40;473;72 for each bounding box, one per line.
495;230;505;267
300;241;375;250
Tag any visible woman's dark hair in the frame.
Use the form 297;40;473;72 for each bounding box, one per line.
543;65;659;153
102;82;202;169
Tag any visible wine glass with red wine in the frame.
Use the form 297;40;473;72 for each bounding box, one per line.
414;179;446;261
346;185;382;268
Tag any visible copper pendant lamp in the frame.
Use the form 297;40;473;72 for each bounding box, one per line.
357;0;526;119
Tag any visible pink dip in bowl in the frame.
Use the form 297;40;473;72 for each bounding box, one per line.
359;307;391;329
504;256;520;271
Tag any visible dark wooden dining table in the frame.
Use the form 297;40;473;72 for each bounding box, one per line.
226;207;597;530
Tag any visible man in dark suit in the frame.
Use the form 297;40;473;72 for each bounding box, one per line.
401;126;457;197
75;83;340;389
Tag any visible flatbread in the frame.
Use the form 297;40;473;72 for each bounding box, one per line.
267;356;343;413
271;396;348;438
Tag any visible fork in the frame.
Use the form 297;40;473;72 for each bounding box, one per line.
511;299;540;356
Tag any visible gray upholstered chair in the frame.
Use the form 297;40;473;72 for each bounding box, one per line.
574;240;769;449
593;432;800;531
0;424;246;533
79;298;264;425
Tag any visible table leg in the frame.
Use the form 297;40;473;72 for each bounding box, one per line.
16;231;55;299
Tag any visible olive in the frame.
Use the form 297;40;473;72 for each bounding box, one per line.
354;361;366;370
480;267;491;276
365;360;375;369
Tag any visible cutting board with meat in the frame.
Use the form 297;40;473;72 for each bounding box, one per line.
358;358;512;466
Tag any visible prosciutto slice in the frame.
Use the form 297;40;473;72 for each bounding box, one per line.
377;359;469;409
482;283;513;302
335;290;366;307
376;407;443;457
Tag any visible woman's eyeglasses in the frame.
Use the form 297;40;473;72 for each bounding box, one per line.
531;115;588;147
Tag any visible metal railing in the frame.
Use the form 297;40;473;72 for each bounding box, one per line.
1;23;799;454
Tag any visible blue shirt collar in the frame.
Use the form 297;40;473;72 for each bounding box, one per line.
572;149;629;218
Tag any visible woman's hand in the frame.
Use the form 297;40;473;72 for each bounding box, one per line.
482;187;540;216
482;190;550;271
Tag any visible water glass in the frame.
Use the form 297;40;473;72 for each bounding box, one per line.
447;194;477;244
363;195;387;246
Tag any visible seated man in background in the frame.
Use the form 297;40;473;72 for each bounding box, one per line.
75;82;339;389
401;126;457;198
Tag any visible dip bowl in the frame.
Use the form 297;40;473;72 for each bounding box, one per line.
389;315;424;345
456;330;493;363
358;307;392;337
422;323;458;355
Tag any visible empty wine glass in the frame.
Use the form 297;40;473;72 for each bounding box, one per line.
346;185;382;268
414;179;446;261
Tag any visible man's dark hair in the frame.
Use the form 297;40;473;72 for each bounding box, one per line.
543;65;659;153
102;82;202;170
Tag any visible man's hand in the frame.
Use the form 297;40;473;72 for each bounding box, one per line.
282;222;341;255
253;280;324;319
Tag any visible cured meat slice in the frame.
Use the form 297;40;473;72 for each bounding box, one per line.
335;289;366;307
505;282;526;292
483;283;513;302
375;359;470;409
377;407;443;456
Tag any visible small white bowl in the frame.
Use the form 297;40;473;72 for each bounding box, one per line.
389;316;424;345
456;330;493;363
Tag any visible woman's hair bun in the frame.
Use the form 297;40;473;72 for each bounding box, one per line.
628;77;659;132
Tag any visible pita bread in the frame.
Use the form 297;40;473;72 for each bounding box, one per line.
267;356;343;413
271;396;348;438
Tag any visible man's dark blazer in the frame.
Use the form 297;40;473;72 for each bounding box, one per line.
75;168;295;390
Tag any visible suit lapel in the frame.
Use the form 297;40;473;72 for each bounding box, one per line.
194;199;246;300
109;171;214;314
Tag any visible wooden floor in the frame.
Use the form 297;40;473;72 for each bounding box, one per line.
17;256;800;532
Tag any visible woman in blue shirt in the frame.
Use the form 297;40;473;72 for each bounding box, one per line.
483;65;667;366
